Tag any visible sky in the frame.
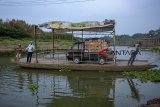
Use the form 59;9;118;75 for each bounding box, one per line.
0;0;160;35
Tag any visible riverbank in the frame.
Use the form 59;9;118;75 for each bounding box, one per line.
1;37;160;56
151;46;160;51
0;37;73;56
0;48;14;56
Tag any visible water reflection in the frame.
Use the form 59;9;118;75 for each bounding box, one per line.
127;79;140;102
20;71;119;107
0;48;160;107
12;69;160;107
59;73;116;107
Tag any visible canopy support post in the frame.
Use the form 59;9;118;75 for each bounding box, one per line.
52;29;55;57
82;29;83;42
113;26;116;64
72;30;74;43
34;25;38;63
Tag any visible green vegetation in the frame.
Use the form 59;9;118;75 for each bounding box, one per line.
0;19;40;38
28;83;39;92
122;70;160;83
0;18;159;51
0;19;81;52
0;37;75;52
59;67;72;72
151;46;160;51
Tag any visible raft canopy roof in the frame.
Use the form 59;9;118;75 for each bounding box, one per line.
39;19;115;33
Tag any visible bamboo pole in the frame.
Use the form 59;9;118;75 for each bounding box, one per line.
81;29;84;62
113;26;116;64
82;29;83;42
72;30;74;43
52;29;55;57
34;25;38;63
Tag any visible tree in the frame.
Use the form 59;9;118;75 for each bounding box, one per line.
0;19;42;38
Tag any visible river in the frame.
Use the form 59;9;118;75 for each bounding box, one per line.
0;47;160;107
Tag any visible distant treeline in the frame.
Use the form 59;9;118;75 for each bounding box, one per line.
0;19;160;45
0;19;78;41
103;28;160;46
0;19;37;38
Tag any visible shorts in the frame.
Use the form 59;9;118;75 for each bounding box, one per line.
16;53;21;59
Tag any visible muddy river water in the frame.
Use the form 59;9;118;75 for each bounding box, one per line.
0;47;160;107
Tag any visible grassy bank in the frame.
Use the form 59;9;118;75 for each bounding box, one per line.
151;46;160;51
0;37;74;55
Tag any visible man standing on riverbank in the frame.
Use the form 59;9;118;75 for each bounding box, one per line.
26;41;35;63
128;42;142;66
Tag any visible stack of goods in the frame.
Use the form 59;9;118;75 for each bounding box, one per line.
85;39;109;52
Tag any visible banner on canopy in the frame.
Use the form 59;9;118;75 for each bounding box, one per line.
46;19;115;30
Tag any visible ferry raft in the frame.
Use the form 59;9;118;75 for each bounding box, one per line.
17;58;156;72
16;19;157;71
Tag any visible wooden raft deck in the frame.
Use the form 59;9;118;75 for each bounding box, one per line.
16;58;157;72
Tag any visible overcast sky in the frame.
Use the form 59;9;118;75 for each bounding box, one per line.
0;0;160;35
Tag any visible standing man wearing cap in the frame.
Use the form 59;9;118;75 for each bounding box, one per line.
128;42;142;66
26;41;35;63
